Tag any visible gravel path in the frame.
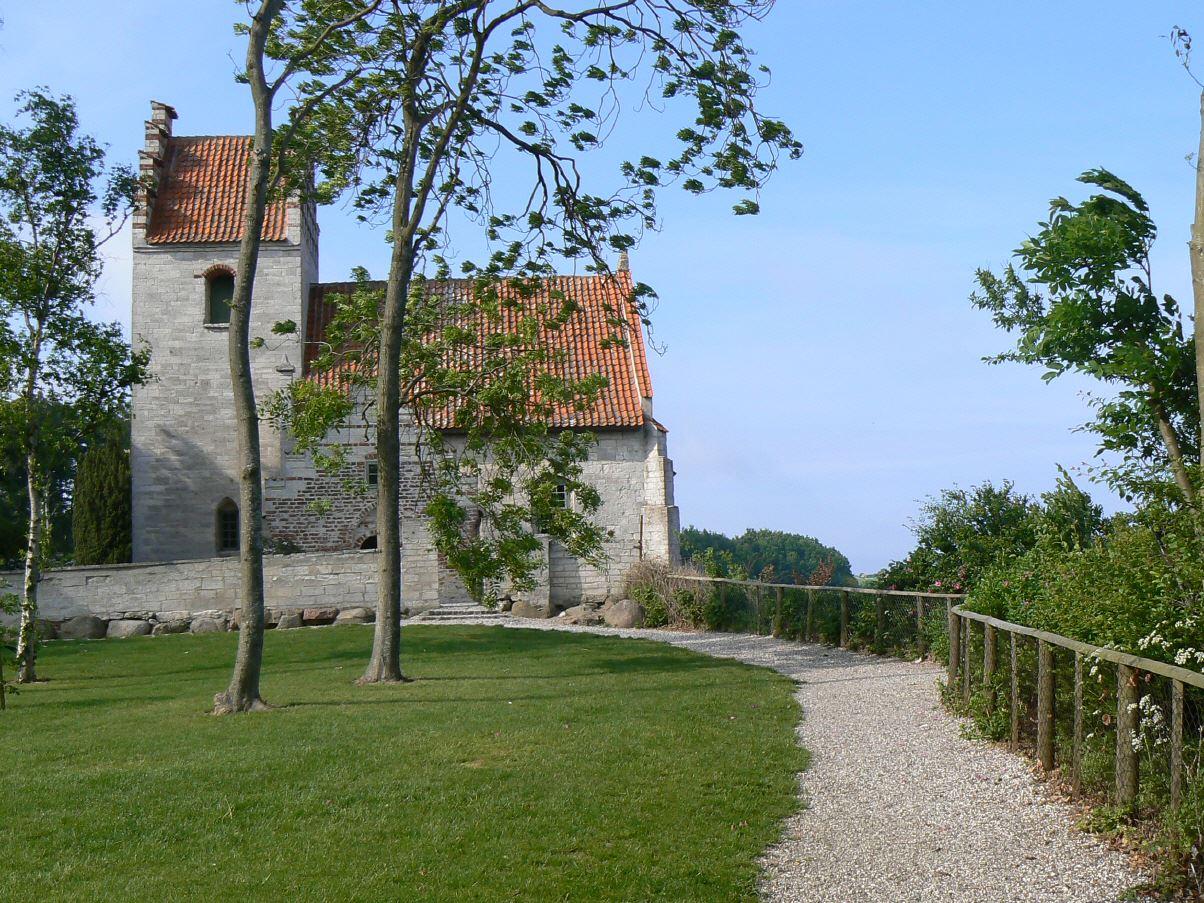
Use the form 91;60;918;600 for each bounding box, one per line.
465;619;1146;902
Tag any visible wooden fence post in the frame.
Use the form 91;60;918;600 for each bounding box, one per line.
1072;652;1084;795
962;618;972;703
1115;663;1140;807
1036;639;1055;772
916;596;927;658
754;585;764;635
805;589;815;642
947;604;961;686
874;595;886;653
1171;678;1184;809
839;591;849;648
1009;632;1020;752
983;623;997;714
773;587;784;638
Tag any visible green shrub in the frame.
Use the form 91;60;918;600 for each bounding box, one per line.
72;439;131;565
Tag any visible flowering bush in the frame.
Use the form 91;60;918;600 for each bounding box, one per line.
967;506;1203;672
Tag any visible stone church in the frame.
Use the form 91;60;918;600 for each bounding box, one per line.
129;102;680;610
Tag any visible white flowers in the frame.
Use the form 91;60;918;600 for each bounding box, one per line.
1134;696;1167;751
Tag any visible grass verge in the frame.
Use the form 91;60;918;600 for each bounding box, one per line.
1;625;806;902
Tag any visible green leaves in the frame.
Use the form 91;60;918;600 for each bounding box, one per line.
972;170;1197;503
0;89;147;567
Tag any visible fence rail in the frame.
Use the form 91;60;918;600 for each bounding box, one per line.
668;573;963;655
949;603;1202;809
667;573;1202;816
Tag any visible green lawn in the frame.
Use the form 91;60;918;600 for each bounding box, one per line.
2;625;806;902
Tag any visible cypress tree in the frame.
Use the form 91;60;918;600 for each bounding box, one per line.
72;441;131;565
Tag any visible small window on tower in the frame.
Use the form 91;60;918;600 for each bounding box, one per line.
366;461;379;487
206;271;234;325
216;498;239;553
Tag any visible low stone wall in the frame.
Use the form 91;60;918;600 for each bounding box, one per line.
0;550;381;622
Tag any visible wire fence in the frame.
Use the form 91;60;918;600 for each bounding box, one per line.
667;574;956;657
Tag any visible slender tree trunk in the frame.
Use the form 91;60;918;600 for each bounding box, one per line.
212;0;283;715
15;448;42;684
1192;89;1204;469
16;322;44;685
361;226;415;685
1153;395;1198;508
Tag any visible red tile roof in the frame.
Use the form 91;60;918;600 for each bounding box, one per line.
146;136;287;244
304;274;653;430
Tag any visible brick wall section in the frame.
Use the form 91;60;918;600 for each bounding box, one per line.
0;551;378;622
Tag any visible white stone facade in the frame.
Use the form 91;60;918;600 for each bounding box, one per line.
129;103;679;610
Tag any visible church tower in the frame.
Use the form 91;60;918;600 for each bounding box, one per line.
129;102;318;562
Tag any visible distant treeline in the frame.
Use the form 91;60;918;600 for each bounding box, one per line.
680;527;855;586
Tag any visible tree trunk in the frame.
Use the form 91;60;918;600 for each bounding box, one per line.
361;111;425;684
15;448;42;684
1152;395;1197;508
1192;89;1204;469
212;0;284;715
361;232;414;685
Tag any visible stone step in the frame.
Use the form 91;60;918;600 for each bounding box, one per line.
409;606;510;622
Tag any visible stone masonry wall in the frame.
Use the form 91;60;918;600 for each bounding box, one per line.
261;402;679;608
130;239;311;563
0;550;378;622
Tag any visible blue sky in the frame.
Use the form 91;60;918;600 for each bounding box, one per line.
2;2;1201;572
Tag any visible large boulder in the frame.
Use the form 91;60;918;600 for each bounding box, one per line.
151;618;191;636
107;619;151;639
59;615;107;640
510;600;549;620
34;619;59;640
190;616;227;634
335;606;374;625
602;599;645;629
302;607;338;625
559;604;604;626
276;610;304;630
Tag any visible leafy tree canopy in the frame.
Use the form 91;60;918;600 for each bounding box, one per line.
972;169;1198;505
681;526;854;585
880;473;1104;594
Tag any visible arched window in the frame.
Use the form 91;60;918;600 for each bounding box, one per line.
359;535;378;550
205;270;234;325
216;498;239;553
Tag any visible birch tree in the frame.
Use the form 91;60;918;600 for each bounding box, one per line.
0;90;146;682
275;1;802;683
